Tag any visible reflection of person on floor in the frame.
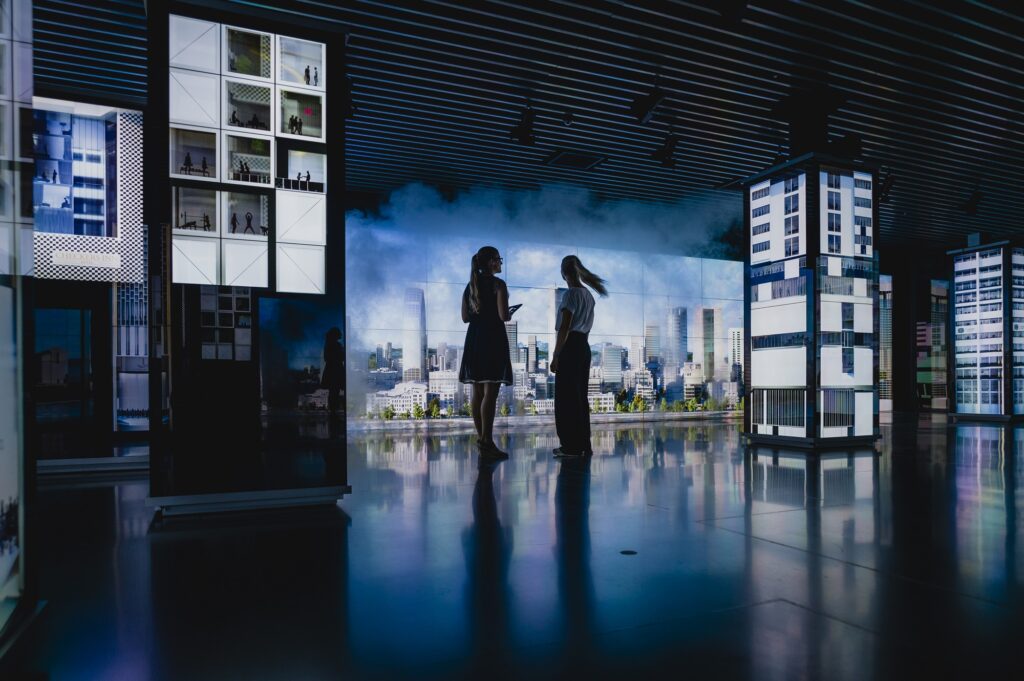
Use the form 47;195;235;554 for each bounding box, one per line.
463;458;513;679
304;64;311;85
321;326;344;415
230;212;239;233
459;246;513;459
551;255;608;458
244;211;255;234
555;456;594;675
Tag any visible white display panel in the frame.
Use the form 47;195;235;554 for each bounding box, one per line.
169;15;219;73
222;239;268;287
169;68;219;128
172;235;219;285
277;35;324;90
275;189;325;245
276;243;324;294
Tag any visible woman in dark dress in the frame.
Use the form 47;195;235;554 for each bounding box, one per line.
459;246;513;457
321;326;344;415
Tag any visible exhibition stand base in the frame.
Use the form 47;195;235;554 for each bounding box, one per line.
148;485;351;518
743;432;881;451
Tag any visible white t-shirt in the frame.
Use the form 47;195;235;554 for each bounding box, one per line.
556;287;596;334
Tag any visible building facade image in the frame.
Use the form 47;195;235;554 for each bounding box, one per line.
742;153;879;447
947;238;1024;419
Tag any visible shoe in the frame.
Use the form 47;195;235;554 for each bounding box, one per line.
553;447;583;458
480;440;509;460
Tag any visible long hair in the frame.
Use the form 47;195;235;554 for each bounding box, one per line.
468;245;500;313
561;255;608;297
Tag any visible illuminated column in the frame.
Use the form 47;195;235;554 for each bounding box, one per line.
740;153;879;446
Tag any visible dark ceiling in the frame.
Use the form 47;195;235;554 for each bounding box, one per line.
35;1;1024;248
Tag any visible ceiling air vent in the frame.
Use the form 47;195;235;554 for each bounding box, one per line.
543;149;606;170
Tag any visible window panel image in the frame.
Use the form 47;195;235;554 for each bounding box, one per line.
278;87;324;141
169;14;219;73
224;26;272;80
224;133;272;186
224;79;272;133
172;185;217;236
170;126;217;180
223;191;269;239
33;108;115;236
278;36;324;89
280;149;325;192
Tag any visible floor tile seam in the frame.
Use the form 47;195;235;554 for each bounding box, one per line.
702;522;1013;611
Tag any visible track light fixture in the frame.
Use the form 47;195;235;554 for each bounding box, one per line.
877;171;894;203
510;102;536;145
629;73;665;124
651;130;679;167
342;75;357;119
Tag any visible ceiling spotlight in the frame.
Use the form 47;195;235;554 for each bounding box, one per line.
510;103;536;145
962;188;983;216
629;75;665;124
651;131;679;167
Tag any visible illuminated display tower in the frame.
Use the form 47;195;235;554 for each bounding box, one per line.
739;153;879;447
947;237;1024;419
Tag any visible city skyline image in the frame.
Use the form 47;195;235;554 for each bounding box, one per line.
346;221;744;420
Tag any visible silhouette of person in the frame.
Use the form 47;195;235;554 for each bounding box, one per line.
202;213;211;231
249;113;260;128
183;151;193;173
297;171;303;182
230;109;240;125
459;246;513;458
304;64;311;85
551;255;608;457
52;169;58;183
313;67;319;86
305;170;311;182
230;212;239;233
244;211;255;234
296;117;303;135
201;156;209;176
321;327;344;414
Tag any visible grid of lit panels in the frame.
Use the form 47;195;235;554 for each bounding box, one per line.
168;15;327;292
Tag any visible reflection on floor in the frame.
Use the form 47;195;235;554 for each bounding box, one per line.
11;415;1024;680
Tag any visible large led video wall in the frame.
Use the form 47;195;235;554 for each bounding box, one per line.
346;187;744;424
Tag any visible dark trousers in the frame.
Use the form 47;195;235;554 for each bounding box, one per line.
555;332;592;454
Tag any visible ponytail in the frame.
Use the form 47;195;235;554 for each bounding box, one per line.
468;254;482;313
563;255;608;297
468;246;500;313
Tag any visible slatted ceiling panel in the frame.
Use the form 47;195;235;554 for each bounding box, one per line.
32;0;1024;247
33;0;148;104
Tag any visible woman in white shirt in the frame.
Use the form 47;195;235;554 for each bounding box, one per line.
550;255;608;457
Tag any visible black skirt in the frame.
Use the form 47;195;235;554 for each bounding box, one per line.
459;318;513;385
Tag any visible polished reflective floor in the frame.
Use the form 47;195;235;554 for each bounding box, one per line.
11;415;1024;680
